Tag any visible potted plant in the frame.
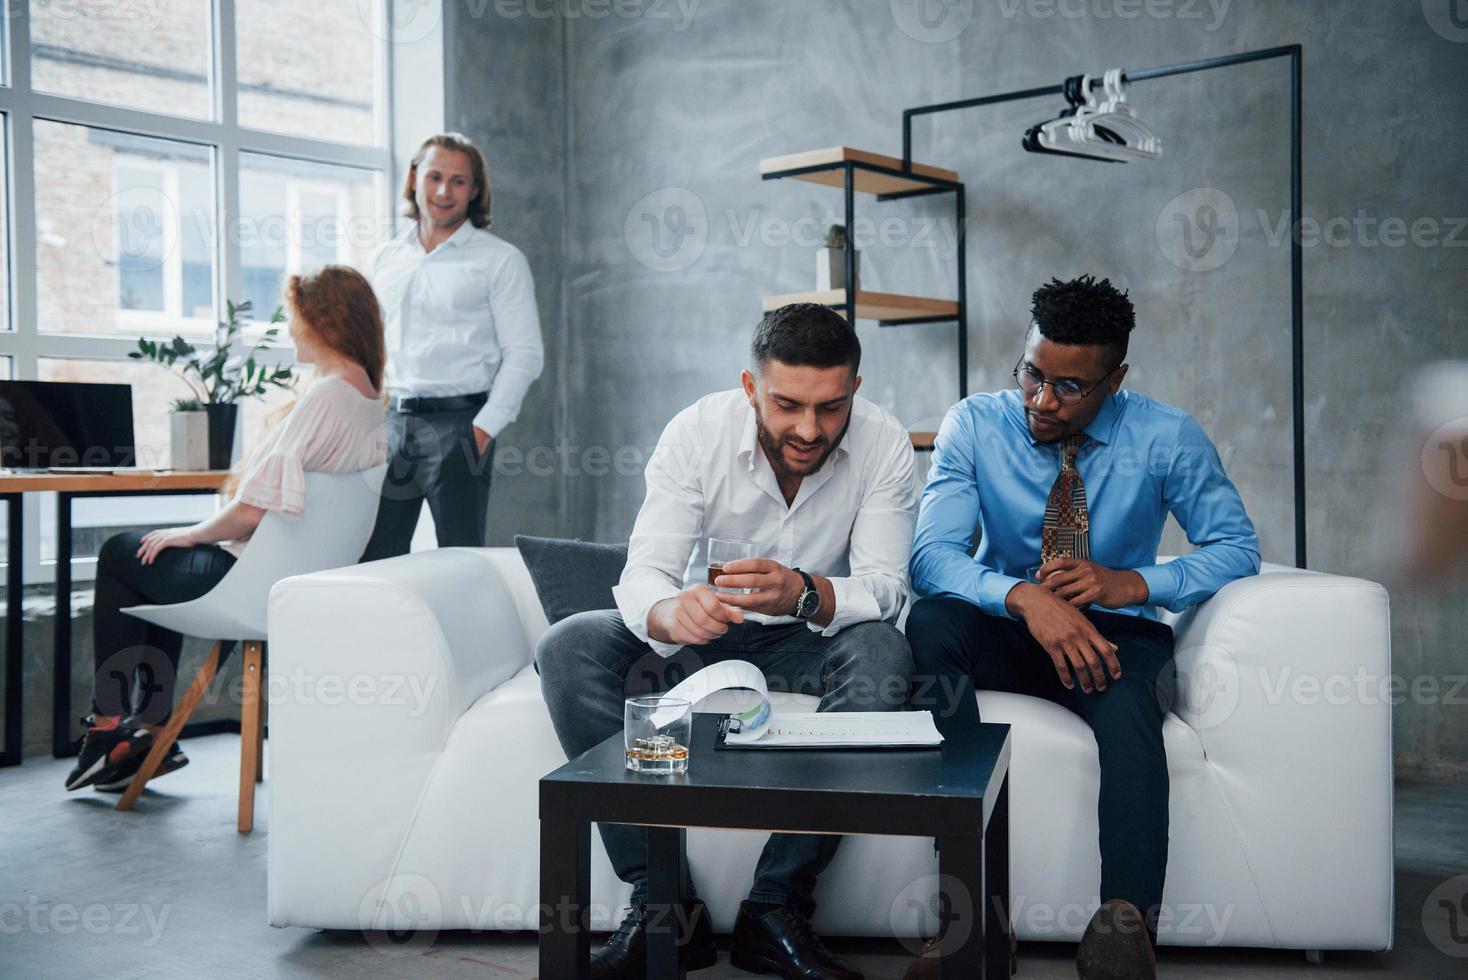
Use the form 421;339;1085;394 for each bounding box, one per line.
131;300;296;470
815;223;859;292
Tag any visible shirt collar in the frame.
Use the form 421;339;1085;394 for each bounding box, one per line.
738;401;759;471
442;221;477;248
1082;391;1121;446
408;219;476;254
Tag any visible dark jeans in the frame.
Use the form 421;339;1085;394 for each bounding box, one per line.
906;596;1176;932
360;406;496;561
91;530;237;725
535;609;913;918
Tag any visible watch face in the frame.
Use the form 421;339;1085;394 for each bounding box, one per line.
797;589;819;618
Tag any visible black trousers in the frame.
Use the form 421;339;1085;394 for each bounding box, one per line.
90;530;237;725
360;406;495;561
906;595;1176;931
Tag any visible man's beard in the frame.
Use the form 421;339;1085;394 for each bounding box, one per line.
754;405;851;480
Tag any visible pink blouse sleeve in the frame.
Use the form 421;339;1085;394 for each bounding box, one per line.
232;389;334;517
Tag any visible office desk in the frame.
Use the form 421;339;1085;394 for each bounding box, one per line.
0;470;231;766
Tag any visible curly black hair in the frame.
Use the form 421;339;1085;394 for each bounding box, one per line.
1030;275;1135;367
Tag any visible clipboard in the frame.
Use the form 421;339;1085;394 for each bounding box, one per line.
714;714;944;751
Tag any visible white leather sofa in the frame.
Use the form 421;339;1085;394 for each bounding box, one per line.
266;547;1393;952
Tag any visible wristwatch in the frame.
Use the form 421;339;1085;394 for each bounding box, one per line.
792;568;820;620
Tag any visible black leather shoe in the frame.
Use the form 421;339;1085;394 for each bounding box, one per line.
729;901;862;980
590;900;717;980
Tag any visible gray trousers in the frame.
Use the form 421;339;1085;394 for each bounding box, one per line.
361;407;495;561
535;609;913;917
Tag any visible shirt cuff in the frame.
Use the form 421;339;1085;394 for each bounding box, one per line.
978;573;1026;621
1134;563;1178;608
808;575;883;637
612;577;684;658
472;403;514;440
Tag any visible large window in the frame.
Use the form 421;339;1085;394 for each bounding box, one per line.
34;122;217;336
0;0;395;580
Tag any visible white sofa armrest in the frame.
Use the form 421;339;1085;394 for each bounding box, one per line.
266;547;534;927
1166;563;1394;950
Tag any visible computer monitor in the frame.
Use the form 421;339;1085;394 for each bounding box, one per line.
0;381;137;469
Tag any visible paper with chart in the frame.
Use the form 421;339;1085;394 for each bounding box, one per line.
660;660;943;749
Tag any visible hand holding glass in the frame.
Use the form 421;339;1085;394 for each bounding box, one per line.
707;537;756;594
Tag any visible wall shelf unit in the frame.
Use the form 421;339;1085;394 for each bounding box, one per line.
760;145;969;453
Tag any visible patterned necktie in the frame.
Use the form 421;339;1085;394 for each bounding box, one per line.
1041;433;1091;564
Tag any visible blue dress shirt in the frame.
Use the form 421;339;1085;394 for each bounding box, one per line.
910;388;1261;620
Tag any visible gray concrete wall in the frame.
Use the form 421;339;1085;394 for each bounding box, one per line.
445;0;570;539
446;0;1468;770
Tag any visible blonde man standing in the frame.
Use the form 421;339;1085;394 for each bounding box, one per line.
362;132;544;559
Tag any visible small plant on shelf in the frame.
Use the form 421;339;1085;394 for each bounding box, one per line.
817;224;858;292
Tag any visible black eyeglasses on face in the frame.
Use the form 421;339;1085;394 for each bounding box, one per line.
1012;357;1118;406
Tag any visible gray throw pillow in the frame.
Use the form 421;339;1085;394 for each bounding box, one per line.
514;535;629;625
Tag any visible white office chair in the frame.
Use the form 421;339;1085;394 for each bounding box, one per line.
115;465;388;832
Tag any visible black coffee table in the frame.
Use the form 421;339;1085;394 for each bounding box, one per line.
539;713;1012;979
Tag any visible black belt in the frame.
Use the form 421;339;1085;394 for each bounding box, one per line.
388;392;488;414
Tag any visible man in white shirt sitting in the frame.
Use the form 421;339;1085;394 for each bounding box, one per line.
537;303;918;980
361;132;544;560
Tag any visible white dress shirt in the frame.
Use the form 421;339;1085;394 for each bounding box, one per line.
612;388;920;658
370;221;545;438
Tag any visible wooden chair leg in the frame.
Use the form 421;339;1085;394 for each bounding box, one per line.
238;641;262;833
117;641;225;812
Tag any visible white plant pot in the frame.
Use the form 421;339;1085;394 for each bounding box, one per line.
815;247;859;292
169;411;210;471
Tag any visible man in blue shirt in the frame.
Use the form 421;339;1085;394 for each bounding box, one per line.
903;275;1259;980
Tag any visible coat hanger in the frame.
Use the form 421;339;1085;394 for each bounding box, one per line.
1087;68;1163;160
1022;69;1161;163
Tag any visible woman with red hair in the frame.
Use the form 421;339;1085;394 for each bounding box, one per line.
66;265;388;793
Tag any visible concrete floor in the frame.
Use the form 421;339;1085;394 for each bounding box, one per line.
2;734;1465;979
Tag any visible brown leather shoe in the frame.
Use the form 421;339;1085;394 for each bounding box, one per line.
1076;900;1156;980
900;931;1017;979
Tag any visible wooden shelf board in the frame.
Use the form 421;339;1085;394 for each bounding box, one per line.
763;289;958;324
909;432;936;452
760;146;959;196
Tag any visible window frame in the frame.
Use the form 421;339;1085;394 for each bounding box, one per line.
0;0;396;583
